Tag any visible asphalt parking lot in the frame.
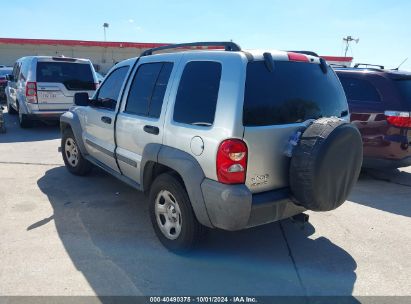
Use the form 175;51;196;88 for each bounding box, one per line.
0;109;410;298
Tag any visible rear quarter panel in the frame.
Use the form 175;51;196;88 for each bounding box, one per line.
163;52;248;182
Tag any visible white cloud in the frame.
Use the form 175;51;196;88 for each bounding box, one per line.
128;19;134;23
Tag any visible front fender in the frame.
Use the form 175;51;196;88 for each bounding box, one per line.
60;111;88;156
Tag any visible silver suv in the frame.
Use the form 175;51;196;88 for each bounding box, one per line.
60;42;363;252
6;56;97;128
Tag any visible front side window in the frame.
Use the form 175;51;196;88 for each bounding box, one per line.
339;77;381;103
125;62;173;118
173;61;222;126
95;66;130;109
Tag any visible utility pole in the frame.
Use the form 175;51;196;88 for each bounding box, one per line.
343;35;359;57
103;23;109;41
102;23;109;66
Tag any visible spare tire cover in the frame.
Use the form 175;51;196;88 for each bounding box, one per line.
289;117;363;211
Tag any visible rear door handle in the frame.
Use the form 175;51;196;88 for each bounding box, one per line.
101;116;112;124
143;125;159;135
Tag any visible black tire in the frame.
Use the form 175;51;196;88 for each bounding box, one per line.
7;99;17;115
149;173;206;253
290;117;363;211
62;128;92;176
17;103;32;128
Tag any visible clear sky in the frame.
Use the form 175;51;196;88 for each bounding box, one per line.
2;0;411;70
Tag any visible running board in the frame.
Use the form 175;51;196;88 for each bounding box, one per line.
85;155;143;192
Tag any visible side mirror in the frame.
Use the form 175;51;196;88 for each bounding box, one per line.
6;74;14;81
74;92;90;106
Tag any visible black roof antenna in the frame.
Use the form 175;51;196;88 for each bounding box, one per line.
392;58;408;71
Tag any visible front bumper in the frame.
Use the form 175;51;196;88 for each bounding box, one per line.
201;179;305;231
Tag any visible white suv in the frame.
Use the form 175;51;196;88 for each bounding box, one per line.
60;42;363;252
6;56;97;127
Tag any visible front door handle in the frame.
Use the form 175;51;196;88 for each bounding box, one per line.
143;125;159;135
101;116;112;124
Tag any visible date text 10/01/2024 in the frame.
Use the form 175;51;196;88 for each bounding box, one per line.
149;297;258;303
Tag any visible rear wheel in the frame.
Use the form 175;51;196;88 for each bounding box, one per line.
17;103;32;128
62;128;92;176
149;173;206;253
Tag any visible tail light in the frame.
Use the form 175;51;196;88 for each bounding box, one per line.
217;139;248;184
385;111;411;128
25;82;37;103
287;52;309;62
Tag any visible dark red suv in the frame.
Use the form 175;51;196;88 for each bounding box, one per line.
335;64;411;168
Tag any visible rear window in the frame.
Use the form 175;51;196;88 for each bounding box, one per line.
36;62;94;90
339;77;381;102
395;79;411;107
243;61;348;126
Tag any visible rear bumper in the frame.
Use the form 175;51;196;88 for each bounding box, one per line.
363;156;411;169
201;179;305;231
23;110;66;120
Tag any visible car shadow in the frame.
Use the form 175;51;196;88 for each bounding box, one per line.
0;111;60;143
362;167;411;187
35;166;358;299
348;168;411;217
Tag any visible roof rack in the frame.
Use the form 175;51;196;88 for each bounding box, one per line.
329;63;350;68
354;63;385;70
288;50;319;57
141;41;242;56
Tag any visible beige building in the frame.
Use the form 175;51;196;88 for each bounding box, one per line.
0;37;353;73
0;38;166;74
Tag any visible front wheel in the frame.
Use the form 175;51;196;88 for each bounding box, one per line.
149;173;206;253
6;99;17;115
62;128;92;176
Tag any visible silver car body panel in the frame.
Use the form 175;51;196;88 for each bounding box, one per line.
65;49;346;204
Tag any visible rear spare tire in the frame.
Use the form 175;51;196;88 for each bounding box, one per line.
289;117;363;211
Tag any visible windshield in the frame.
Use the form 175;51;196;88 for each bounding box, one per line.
243;61;348;126
36;62;95;90
395;79;411;108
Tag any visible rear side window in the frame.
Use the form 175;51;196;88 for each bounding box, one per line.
339;77;381;102
19;60;30;81
173;61;222;126
243;61;348;126
125;62;173;118
36;62;95;90
13;62;21;81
